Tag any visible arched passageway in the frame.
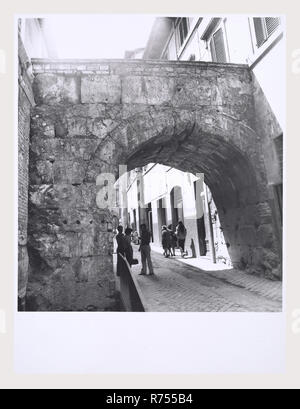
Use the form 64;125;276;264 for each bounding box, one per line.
119;123;265;271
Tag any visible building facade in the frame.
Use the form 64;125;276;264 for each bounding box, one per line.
119;165;231;265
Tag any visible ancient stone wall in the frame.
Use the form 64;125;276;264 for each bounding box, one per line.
26;59;282;310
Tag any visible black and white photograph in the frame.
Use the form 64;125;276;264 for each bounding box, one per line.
18;15;284;313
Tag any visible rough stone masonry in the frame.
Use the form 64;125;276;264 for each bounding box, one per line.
21;59;282;311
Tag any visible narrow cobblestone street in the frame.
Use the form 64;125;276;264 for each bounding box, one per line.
130;245;282;312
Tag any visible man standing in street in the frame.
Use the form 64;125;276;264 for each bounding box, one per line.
139;224;154;276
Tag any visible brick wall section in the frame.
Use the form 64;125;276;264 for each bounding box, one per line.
18;87;31;244
18;37;35;306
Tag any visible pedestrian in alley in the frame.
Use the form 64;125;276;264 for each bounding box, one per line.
124;227;134;266
176;221;188;258
168;224;177;257
139;224;154;276
162;225;171;258
116;226;126;276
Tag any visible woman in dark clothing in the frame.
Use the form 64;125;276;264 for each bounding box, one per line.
168;224;177;257
116;226;126;276
124;227;134;266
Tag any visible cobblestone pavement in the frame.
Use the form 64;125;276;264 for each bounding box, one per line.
131;245;282;312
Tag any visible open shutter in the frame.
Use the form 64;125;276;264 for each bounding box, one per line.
253;18;266;47
182;18;189;40
265;17;280;37
213;28;227;63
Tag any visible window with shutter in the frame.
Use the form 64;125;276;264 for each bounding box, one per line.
253;17;281;48
265;17;280;37
210;28;227;63
177;18;189;48
253;18;266;47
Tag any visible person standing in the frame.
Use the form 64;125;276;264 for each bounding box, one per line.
168;224;177;257
162;225;171;258
139;224;154;276
124;227;134;266
132;230;139;245
116;226;126;276
176;221;188;258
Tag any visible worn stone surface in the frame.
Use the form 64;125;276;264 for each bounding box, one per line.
33;73;81;105
81;74;121;104
25;59;283;311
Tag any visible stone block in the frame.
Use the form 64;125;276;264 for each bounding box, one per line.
95;139;118;165
122;75;212;107
172;77;212;107
30;160;54;184
81;183;98;208
86;117;114;139
30;113;56;138
53;160;86;184
81;74;121;104
65;139;97;161
30;137;60;161
238;226;258;246
29;184;58;209
257;224;275;249
33;74;80;105
66;116;87;137
86;103;107;118
122;75;174;105
77;232;96;257
256;202;273;224
54;184;82;208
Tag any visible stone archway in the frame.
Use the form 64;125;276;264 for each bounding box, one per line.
116;118;276;273
26;59;281;311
